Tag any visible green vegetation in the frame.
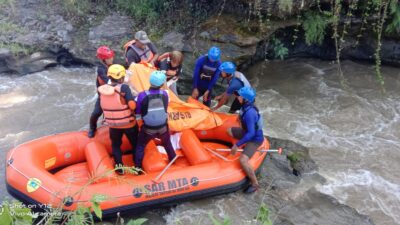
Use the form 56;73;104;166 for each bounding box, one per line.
385;0;400;34
0;42;32;56
0;20;20;34
0;0;14;9
0;201;36;225
115;0;167;24
256;203;273;225
278;0;293;14
209;214;232;225
0;165;146;224
271;37;289;60
287;152;300;164
302;11;331;46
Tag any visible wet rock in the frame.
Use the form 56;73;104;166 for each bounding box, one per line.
5;52;57;74
158;32;185;51
89;14;133;44
259;137;373;225
266;26;400;67
0;49;11;59
274;188;374;225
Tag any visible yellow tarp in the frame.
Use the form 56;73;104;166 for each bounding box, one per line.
127;63;222;131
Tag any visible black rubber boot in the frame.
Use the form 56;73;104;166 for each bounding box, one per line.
88;116;97;138
115;164;124;175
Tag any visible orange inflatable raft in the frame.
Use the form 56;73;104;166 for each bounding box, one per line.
6;63;270;216
6;113;269;216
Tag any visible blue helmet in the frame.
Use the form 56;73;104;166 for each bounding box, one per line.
219;61;236;74
237;87;256;102
208;46;221;61
150;71;166;87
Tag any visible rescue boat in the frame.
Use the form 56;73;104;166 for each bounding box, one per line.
6;62;270;216
6;112;269;216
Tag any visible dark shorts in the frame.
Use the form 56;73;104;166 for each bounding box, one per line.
231;127;262;158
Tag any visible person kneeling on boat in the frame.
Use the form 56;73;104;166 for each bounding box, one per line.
228;87;264;193
156;51;183;96
98;64;138;175
212;61;251;113
135;71;176;171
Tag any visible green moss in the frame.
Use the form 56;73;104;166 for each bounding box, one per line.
0;42;33;56
287;152;302;164
0;20;21;35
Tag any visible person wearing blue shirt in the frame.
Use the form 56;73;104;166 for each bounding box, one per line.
191;46;221;107
212;62;251;113
228;87;264;193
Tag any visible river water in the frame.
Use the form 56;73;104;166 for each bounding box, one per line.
0;59;399;224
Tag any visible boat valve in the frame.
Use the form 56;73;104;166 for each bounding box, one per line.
63;196;74;207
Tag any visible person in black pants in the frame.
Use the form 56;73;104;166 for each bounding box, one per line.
97;64;138;175
88;46;114;138
134;71;176;171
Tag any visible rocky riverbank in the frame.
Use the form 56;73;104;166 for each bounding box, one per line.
1;0;399;75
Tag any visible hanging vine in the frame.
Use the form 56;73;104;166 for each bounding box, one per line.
291;14;302;46
374;0;389;94
331;0;348;88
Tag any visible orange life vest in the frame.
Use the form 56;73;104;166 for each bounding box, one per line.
124;40;155;64
98;84;135;128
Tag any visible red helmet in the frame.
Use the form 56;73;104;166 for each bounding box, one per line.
96;46;115;60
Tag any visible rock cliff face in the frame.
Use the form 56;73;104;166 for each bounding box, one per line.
0;0;398;74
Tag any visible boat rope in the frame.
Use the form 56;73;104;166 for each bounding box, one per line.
71;151;266;203
8;163;62;200
7;137;268;204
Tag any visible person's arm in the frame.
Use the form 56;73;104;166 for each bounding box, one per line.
159;60;177;77
192;56;204;89
162;90;170;108
121;84;136;110
207;63;221;91
175;65;182;78
135;92;145;115
148;42;159;65
126;48;140;66
212;92;229;111
97;66;108;84
236;111;257;147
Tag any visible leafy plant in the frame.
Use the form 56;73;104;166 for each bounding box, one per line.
209;213;232;225
0;201;37;225
256;203;273;225
116;0;169;24
385;0;400;33
287;152;300;164
271;38;289;60
126;218;148;225
302;11;331;45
